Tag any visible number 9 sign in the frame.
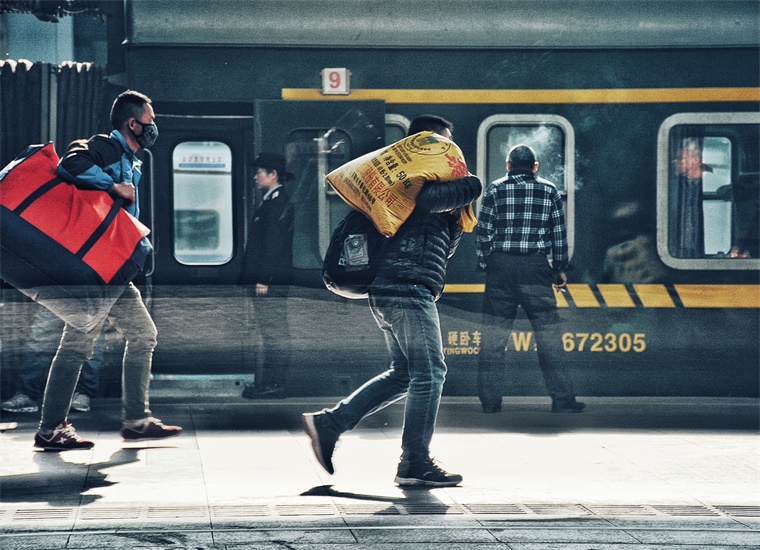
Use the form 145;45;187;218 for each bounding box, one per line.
321;68;351;95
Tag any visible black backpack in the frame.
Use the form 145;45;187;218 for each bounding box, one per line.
323;210;385;299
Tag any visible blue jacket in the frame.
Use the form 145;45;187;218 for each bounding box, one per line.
57;130;142;219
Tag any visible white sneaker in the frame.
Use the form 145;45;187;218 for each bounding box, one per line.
1;392;39;413
70;393;91;413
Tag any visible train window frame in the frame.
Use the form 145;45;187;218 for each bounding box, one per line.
142;148;156;277
385;113;410;145
285;126;354;267
476;114;576;262
656;113;760;271
171;140;235;266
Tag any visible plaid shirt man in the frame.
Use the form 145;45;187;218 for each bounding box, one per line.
476;170;568;272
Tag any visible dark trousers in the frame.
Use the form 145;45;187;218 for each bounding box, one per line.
248;286;291;388
478;252;575;407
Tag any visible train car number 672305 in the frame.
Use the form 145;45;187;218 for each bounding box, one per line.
562;333;647;353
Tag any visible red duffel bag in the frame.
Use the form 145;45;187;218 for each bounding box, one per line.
0;142;152;332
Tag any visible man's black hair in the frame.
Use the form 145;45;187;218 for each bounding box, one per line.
110;90;152;129
407;115;453;137
507;144;537;171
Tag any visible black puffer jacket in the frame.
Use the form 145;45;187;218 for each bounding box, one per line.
374;176;482;299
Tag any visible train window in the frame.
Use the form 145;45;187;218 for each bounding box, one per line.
284;115;409;270
385;114;410;145
285;128;353;269
657;113;760;270
171;141;234;265
477;115;576;259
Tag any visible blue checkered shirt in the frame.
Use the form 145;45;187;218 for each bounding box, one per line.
476;170;568;272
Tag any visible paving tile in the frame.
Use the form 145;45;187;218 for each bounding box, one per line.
247;545;511;550
353;527;499;543
0;534;70;549
605;517;752;530
208;518;347;530
631;528;760;545
212;528;356;545
344;515;483;528
489;527;639;544
66;530;214;548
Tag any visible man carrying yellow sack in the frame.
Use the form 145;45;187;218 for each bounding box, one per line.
304;115;481;487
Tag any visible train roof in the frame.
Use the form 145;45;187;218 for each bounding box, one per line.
126;0;760;49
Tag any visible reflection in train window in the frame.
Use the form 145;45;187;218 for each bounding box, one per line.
172;141;234;265
385;114;410;145
285;128;353;269
477;115;576;260
658;114;760;269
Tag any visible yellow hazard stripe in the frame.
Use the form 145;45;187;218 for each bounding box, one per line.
675;284;760;308
282;87;760;104
633;285;677;308
443;283;760;308
597;284;637;308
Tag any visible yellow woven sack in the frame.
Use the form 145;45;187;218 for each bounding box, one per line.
325;131;474;237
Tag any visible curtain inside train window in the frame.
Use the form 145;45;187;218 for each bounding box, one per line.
667;124;760;260
172;141;234;265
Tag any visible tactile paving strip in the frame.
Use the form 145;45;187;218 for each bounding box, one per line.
0;502;753;524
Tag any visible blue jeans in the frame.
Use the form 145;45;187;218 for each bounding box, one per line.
320;280;447;466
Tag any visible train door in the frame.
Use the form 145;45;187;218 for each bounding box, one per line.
254;100;385;286
246;100;388;395
141;114;254;286
137;114;254;377
140;104;387;382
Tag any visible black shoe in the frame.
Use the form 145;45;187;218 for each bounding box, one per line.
482;402;502;414
242;384;285;399
302;412;340;475
395;459;463;487
551;398;586;413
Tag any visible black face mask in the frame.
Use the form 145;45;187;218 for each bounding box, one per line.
133;120;159;149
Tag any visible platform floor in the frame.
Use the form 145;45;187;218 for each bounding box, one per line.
1;396;759;549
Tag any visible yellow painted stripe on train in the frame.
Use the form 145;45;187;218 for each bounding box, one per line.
633;284;676;308
597;284;637;308
675;284;760;308
282;87;760;104
566;284;600;307
443;283;760;308
554;288;571;309
444;284;484;293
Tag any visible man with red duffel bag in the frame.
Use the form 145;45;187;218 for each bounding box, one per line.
32;91;182;450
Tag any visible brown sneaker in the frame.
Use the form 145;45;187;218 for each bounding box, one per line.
120;417;182;442
34;422;94;451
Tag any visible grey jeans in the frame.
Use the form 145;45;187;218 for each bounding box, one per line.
39;283;157;430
